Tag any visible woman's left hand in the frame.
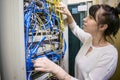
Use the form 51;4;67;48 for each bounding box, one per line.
33;57;59;73
34;57;71;80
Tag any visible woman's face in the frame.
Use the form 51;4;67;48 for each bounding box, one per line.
83;15;98;35
83;8;104;35
83;8;105;36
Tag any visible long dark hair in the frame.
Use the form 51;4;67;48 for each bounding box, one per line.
89;3;120;38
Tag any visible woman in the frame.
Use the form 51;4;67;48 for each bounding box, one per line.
34;2;120;80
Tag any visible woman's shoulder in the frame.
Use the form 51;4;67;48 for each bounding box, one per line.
100;44;118;57
105;44;117;52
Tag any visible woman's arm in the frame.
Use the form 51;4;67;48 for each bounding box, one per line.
34;57;72;80
57;2;91;43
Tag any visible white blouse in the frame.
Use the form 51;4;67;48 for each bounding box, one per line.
69;22;118;80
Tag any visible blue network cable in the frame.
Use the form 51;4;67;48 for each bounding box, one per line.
24;0;67;80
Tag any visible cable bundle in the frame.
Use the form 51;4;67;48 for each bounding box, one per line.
24;0;66;80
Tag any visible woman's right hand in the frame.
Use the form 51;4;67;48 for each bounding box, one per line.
56;2;72;17
56;2;75;24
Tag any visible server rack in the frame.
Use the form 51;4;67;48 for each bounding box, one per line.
0;0;68;80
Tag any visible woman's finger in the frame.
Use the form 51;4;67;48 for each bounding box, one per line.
34;67;50;72
34;60;45;68
56;9;64;13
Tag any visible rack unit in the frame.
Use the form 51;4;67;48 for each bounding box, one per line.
24;0;67;79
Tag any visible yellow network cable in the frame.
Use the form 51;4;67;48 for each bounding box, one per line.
48;0;64;51
46;0;54;5
46;0;64;31
57;0;64;31
55;0;64;31
36;13;43;28
54;0;64;52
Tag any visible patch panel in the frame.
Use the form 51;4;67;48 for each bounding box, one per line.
24;0;66;80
